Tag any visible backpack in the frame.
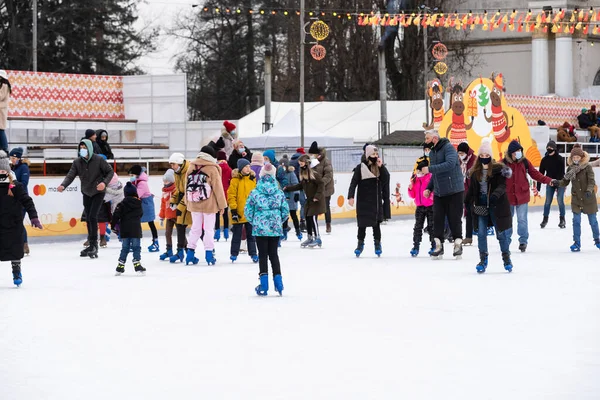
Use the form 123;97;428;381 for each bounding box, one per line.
186;166;212;202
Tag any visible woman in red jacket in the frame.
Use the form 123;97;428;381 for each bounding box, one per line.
503;140;553;252
215;151;233;241
457;142;476;245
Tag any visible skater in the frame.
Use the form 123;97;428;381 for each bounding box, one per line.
102;172;124;243
423;130;464;259
96;129;114;160
408;159;435;257
9;147;31;255
128;165;159;253
227;158;258;262
168;153;191;263
0;151;43;286
111;182;146;275
244;163;289;296
503;140;553;252
556;144;600;252
347;145;391;257
0;70;11;153
215;151;232;242
307;142;334;233
250;152;264;179
457;142;476;245
464;138;514;273
83;129;103;157
58;139;114;258
227;140;253;171
159;169;177;260
263;149;289;188
538;140;566;229
281;157;302;240
284;154;325;248
413;141;433;173
290;148;307;232
184;146;227;265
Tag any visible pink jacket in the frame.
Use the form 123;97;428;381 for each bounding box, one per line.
134;172;153;199
408;173;434;207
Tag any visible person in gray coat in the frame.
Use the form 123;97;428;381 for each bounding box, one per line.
58;139;114;258
424;130;464;259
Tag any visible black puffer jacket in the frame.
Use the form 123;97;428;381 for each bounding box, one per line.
537;152;565;191
111;196;143;239
96;130;114;160
347;161;391;227
228;148;253;171
0;182;39;261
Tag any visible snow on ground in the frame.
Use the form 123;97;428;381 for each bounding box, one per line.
1;212;599;399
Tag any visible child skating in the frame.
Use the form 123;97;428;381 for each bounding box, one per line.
128;165;159;253
214;151;232;242
228;158;258;262
111;182;146;275
408;159;435;257
159;169;177;260
245;163;289;296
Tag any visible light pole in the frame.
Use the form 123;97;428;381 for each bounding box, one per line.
299;0;305;148
32;0;37;71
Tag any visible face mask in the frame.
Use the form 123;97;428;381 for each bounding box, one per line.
514;151;523;160
480;157;492;165
369;156;378;163
459;154;466;160
130;176;137;182
238;147;245;154
424;151;430;157
310;158;319;168
573;160;580;165
0;173;9;183
547;149;554;154
79;148;88;158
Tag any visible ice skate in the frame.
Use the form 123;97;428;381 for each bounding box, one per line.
273;274;284;296
23;243;30;256
300;219;307;233
214;229;221;242
430;238;444;260
453;238;463;259
463;238;473;246
133;260;146;275
169;248;185;263
223;228;230;241
301;235;313;248
540;216;548;228
148;239;160;253
251;255;259;263
230;255;237;263
115;261;125;276
326;223;332;234
570;241;581;252
308;236;322;248
255;274;268;296
99;235;108;248
374;241;382;257
205;250;216;265
518;243;527;252
595;239;600;250
559;216;566;229
476;252;488;274
12;262;22;287
410;245;419;257
159;246;173;261
185;249;199;265
81;240;98;259
355;240;365;257
502;252;513;272
296;230;303;241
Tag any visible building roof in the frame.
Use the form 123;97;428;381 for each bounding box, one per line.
374;130;425;146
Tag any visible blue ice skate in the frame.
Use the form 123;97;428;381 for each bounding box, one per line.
205;250;216;265
230;255;237;263
214;229;221;242
255;274;269;296
223;228;229;241
296;231;303;241
476;252;488;274
185;249;199;265
355;240;364;257
502;252;513;272
570;241;581;252
169;248;185;263
308;236;322;248
410;246;419;257
12;271;22;287
487;227;495;236
595;239;600;250
160;247;173;261
273;274;284;296
428;245;435;255
375;241;382;257
251;255;259;263
148;239;160;253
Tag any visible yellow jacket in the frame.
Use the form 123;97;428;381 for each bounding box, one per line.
227;169;257;224
170;160;193;225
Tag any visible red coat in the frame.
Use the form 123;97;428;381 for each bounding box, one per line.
218;160;233;201
159;184;177;220
461;149;476;192
504;157;552;206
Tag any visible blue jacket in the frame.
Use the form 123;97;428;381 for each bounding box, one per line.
245;175;289;237
426;138;464;197
285;169;299;211
263;150;288;188
11;161;30;194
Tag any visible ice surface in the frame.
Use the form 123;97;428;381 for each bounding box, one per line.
1;214;599;399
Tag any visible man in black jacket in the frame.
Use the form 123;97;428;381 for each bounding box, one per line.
58;139;114;258
538;140;566;229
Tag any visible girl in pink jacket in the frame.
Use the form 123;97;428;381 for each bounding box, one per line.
129;165;159;252
408;160;435;257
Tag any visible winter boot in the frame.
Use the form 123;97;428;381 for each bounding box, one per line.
595;239;600;250
223;228;230;241
540;216;549;228
476;252;488;274
431;238;444;260
326;223;332;234
115;261;125;276
502;252;513;272
300;219;307;233
255;274;269;296
374;241;382;257
159;246;173;261
308;236;322;248
453;238;463;259
185;249;199;265
518;243;527;253
169;248;185;263
570;241;581;252
301;235;313;248
296;230;303;240
355;240;365;257
99;235;108;248
463;237;473;246
148;239;160;253
11;261;22;287
559;216;566;229
410;244;419;257
214;229;221;242
273;274;284;296
133;260;146;274
251;254;259;263
23;243;30;256
205;250;217;265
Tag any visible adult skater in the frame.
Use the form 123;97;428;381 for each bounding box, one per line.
9;147;30;255
347;145;391;257
423;130;464;259
538;140;566;229
457;142;475;245
96;130;114;160
58;139;114;258
307;142;335;233
0;70;11;153
503;140;553;252
290;147;307;232
168;152;192;263
228;140;253;171
464;138;513;274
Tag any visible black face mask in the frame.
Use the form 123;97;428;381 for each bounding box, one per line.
369;156;378;163
547;149;555;154
0;173;9;183
480;157;492;165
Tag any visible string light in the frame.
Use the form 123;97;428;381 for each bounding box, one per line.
310;20;330;41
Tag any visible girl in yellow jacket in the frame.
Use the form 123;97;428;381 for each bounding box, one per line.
227;158;258;263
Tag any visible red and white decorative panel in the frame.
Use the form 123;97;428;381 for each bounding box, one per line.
6;70;125;120
506;94;598;128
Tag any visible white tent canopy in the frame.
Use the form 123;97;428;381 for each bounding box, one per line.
240;109;353;149
237;100;427;145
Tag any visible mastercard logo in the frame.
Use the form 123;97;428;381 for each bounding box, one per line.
33;184;47;196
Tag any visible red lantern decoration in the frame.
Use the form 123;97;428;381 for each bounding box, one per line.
310;44;327;61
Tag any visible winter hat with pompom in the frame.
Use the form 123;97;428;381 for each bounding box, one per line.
478;137;493;156
251;152;264;165
124;182;138;198
571;143;584;158
260;163;277;178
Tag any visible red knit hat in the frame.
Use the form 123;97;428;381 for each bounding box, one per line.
223;121;236;133
296;147;305;154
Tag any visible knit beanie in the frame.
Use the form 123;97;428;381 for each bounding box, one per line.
251;152;264;165
0;151;10;172
457;142;470;154
124;182;138;197
217;151;227;161
507;140;523;155
260;163;277;178
237;158;251;171
163;169;175;183
308;141;320;155
9;147;23;159
478;137;493;156
85;129;96;139
295;147;305;155
263;149;276;164
546;140;557;151
365;145;378;158
571;144;584;158
200;145;217;159
128;165;143;176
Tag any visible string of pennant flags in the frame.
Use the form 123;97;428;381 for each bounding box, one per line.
195;6;600;35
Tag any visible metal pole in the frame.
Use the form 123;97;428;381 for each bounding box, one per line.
378;48;388;137
423;23;429;126
32;0;37;71
299;0;305;147
264;51;272;133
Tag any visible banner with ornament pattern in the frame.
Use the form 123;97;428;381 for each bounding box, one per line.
506;94;598;129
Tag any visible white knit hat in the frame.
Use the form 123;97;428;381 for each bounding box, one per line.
169;153;185;165
478;137;493;156
260;163;277;178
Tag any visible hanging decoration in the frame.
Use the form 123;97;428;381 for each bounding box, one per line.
433;62;448;75
432;43;448;60
310;20;330;41
310;44;327;61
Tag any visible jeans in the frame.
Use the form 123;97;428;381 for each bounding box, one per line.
188;212;216;251
231;223;257;257
299;191;306;220
572;212;600;243
507;204;529;246
256;236;281;276
119;238;141;262
543;186;566;217
0;129;7;153
83;193;105;242
477;210;510;254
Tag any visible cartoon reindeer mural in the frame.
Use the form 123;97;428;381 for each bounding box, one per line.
446;78;474;149
483;72;514;159
423;79;445;132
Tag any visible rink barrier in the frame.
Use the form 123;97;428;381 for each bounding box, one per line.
24;171;600;237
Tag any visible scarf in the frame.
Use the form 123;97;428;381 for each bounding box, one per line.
564;163;586;181
196;152;217;164
460;154;472;180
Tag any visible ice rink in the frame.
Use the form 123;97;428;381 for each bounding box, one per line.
1;214;599;399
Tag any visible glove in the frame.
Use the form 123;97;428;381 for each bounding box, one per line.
169;203;177;211
489;194;498;206
586;191;593;199
160;219;164;227
294;193;299;202
231;209;239;223
551;179;560;187
31;217;43;229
